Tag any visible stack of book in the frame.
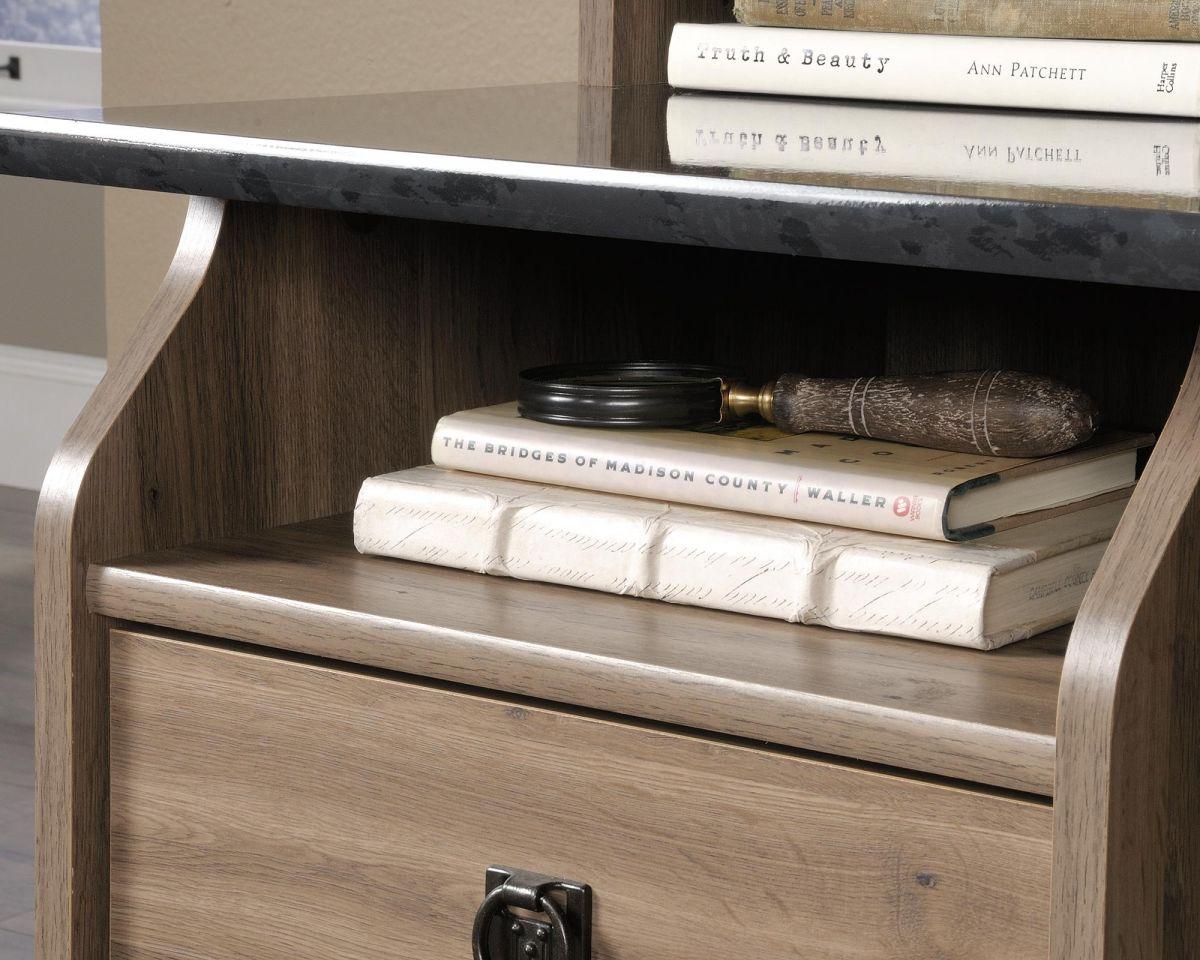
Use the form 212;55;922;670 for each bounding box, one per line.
665;1;1200;208
354;403;1149;651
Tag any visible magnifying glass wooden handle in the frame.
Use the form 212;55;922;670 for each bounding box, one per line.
728;370;1098;459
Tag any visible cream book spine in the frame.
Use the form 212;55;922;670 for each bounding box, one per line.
667;23;1200;117
667;94;1200;201
354;466;1125;649
430;402;960;540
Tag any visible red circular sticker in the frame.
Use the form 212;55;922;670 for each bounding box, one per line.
893;496;911;517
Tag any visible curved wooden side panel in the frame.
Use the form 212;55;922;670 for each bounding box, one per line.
35;197;227;960
1054;334;1200;959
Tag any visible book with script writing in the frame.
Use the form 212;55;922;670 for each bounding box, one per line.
667;22;1200;117
731;0;1200;42
430;402;1148;541
355;466;1127;649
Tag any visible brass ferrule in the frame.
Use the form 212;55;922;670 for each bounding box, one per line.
723;380;776;424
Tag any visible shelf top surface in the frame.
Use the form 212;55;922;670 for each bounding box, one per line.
3;81;1198;289
89;514;1065;797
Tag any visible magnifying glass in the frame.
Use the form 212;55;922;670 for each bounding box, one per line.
518;361;1098;459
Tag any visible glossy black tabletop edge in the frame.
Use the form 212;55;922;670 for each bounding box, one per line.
1;106;1198;291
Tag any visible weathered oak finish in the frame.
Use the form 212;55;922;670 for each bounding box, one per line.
35;199;226;960
579;0;732;86
1053;336;1200;959
88;515;1068;795
109;628;1054;960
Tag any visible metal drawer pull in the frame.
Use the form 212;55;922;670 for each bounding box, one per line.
472;866;592;960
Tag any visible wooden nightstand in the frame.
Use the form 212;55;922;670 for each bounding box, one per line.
5;3;1198;958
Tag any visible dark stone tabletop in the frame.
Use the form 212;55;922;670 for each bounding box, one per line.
2;83;1198;290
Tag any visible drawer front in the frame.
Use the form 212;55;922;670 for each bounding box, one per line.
109;629;1051;960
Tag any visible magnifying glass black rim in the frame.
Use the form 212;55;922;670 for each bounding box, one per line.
518;361;738;428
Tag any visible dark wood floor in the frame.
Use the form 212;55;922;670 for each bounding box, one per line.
0;486;35;960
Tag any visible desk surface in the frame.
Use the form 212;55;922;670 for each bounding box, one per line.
2;82;1199;288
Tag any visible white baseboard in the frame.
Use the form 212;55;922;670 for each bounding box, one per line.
0;344;105;491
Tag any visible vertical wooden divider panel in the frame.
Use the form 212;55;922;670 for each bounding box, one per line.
580;0;732;86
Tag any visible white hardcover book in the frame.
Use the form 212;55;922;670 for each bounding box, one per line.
667;93;1200;201
667;22;1200;117
430;402;1145;541
354;466;1127;649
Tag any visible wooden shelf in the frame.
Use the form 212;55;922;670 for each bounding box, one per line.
88;513;1065;797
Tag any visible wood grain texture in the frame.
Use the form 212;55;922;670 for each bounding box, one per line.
35;198;226;960
109;628;1054;960
89;514;1066;795
1052;332;1200;959
772;370;1098;457
882;285;1198;439
580;0;732;86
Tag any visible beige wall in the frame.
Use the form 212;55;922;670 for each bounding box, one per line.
1;40;105;359
0;175;106;357
103;0;580;356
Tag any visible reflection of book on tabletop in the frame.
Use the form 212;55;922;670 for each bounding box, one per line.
355;466;1128;650
667;93;1200;208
